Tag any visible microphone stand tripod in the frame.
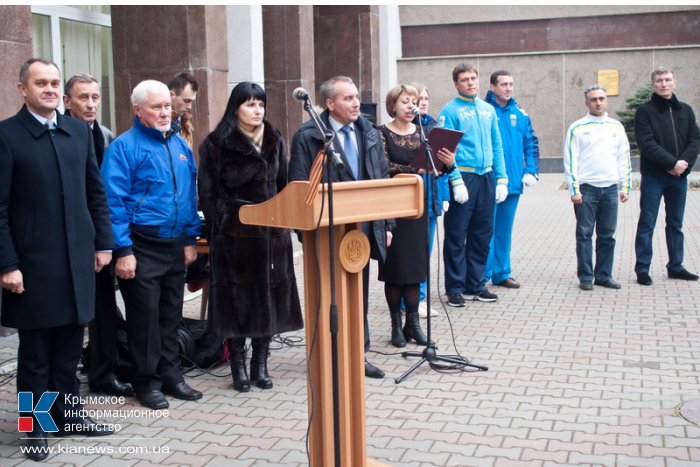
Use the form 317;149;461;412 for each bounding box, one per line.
395;112;488;384
300;96;344;467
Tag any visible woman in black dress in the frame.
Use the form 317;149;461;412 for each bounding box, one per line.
378;84;431;348
198;82;303;391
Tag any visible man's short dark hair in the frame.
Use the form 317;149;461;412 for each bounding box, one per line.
168;72;199;95
489;70;511;86
65;72;98;98
452;63;478;83
19;58;60;85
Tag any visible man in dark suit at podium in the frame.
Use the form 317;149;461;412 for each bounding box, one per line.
289;75;393;379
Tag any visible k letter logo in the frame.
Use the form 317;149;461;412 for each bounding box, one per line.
17;391;58;432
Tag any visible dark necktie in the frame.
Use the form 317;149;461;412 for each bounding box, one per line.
340;125;359;179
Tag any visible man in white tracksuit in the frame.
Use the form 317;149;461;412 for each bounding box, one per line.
563;85;631;291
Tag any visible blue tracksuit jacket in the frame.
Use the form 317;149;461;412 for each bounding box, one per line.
484;91;539;194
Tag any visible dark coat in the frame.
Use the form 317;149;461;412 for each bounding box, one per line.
0;106;113;329
635;92;700;178
289;110;394;261
198;121;303;338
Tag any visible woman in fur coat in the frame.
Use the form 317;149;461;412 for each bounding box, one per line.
198;82;303;392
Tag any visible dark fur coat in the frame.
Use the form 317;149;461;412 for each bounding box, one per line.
198;121;303;338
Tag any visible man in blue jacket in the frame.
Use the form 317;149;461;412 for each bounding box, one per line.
101;80;202;410
438;63;508;307
484;70;540;289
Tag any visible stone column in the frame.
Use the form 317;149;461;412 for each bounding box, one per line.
262;5;315;146
0;6;33;122
110;6;229;155
314;6;381;123
0;6;32;336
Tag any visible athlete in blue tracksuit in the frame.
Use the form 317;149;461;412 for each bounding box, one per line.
483;71;540;288
438;64;508;305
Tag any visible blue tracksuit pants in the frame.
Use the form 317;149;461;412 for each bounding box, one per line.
485;193;520;284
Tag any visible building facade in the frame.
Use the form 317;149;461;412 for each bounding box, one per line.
1;5;699;168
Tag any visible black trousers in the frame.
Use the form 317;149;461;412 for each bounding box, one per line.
87;267;119;387
17;324;84;427
118;233;186;393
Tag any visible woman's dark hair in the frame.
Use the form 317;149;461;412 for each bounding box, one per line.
210;81;267;145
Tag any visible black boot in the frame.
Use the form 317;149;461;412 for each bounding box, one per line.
403;312;428;346
390;312;406;347
227;338;250;392
250;337;273;389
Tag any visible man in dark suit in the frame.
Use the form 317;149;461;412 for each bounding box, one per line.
289;75;393;379
63;72;133;397
0;58;115;461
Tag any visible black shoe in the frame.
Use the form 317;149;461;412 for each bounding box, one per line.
594;279;621;289
447;293;465;307
637;272;653;286
495;277;520;289
163;382;203;401
137;390;169;409
668;269;699;281
89;378;135;397
579;281;593;291
364;360;385;379
250;338;273;390
464;288;498;302
24;427;49;461
227;337;250;392
390;312;406;348
403;312;429;346
55;416;114;437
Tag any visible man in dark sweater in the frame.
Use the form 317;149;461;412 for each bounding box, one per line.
634;67;700;285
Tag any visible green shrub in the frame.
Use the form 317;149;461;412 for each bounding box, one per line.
617;85;653;156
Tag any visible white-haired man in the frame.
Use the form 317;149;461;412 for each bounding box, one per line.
101;80;202;410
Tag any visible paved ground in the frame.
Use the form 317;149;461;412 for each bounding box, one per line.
1;173;699;466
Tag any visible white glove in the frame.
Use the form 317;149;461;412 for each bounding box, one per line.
522;173;539;187
453;184;469;204
442;200;450;212
495;184;508;204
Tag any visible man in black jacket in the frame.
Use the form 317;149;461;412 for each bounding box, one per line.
63;72;133;398
634;67;700;285
289;76;393;379
0;59;114;461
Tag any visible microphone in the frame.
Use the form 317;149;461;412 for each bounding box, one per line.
292;87;310;101
412;107;420;116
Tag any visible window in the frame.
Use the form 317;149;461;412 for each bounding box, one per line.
31;6;115;129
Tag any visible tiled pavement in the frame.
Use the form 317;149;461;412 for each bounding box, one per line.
1;173;699;466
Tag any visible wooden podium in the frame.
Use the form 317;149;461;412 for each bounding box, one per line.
240;174;423;467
